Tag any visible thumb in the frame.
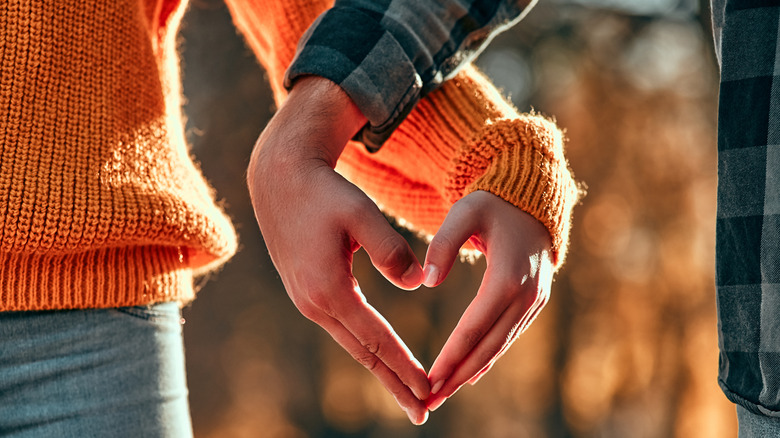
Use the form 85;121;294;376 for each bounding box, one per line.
423;197;481;288
351;203;423;290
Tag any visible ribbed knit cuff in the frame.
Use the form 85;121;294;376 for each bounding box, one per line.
445;118;580;267
0;246;194;311
334;66;581;267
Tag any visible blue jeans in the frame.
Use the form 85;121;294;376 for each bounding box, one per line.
0;302;192;437
738;404;780;437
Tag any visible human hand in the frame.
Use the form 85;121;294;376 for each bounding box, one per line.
246;76;430;424
422;190;554;411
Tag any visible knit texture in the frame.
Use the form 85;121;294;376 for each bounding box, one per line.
226;0;580;266
0;0;237;311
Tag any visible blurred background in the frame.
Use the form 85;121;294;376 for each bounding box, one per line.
178;0;730;436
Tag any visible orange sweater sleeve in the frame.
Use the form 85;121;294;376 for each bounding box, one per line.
224;0;580;266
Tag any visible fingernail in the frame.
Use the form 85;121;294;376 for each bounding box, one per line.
423;264;439;287
431;379;444;395
402;263;422;286
407;409;429;425
403;407;416;424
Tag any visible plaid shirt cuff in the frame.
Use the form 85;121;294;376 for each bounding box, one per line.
284;0;534;151
284;6;422;151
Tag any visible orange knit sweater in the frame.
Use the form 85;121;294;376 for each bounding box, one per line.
0;0;237;311
0;0;578;312
226;0;580;260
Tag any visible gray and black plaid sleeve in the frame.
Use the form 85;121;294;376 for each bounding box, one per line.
283;0;535;151
714;0;780;417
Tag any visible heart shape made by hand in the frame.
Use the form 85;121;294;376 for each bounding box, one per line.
317;190;556;424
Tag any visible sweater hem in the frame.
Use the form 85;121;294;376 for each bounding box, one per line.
0;246;194;311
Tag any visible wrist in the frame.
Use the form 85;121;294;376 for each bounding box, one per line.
446;118;579;268
247;76;367;199
280;75;367;167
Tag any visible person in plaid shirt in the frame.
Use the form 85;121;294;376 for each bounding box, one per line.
265;0;780;432
711;1;780;435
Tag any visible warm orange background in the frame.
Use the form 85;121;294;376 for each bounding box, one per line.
179;0;733;436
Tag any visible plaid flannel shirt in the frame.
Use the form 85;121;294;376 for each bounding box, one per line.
713;0;780;417
283;0;536;151
285;0;780;417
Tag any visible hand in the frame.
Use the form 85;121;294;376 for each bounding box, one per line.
422;190;554;411
246;76;431;425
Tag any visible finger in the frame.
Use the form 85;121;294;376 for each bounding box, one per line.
316;313;429;425
466;321;518;386
427;278;550;411
316;277;431;402
468;288;550;387
349;201;423;290
426;265;519;392
427;210;554;385
427;297;535;411
467;362;493;386
423;198;481;287
465;335;514;387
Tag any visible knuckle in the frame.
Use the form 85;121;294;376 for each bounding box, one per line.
342;195;375;220
354;338;389;371
362;340;381;355
453;193;479;211
305;276;358;319
307;288;337;319
354;350;380;371
376;235;409;270
431;233;458;259
387;383;408;401
295;301;321;322
389;386;406;400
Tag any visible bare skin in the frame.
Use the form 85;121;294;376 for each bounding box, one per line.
247;76;554;424
422;191;553;412
247;76;430;425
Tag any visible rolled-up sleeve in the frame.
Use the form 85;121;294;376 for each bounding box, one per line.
284;0;536;150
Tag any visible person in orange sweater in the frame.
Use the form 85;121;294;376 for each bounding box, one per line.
0;0;578;434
